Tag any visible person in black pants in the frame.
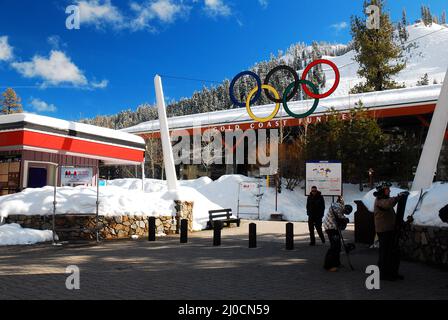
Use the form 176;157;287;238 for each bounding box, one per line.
306;186;325;245
323;198;351;271
374;183;407;281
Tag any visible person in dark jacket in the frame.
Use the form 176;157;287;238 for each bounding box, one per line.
306;186;326;245
373;183;408;281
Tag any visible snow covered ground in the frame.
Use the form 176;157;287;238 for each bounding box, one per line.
320;22;448;97
107;175;369;222
0;175;446;236
109;175;448;227
0;223;54;245
0;184;222;231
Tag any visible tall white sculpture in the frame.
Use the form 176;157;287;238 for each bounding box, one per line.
412;68;448;191
154;75;178;191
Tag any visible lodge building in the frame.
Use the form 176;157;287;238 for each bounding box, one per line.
123;84;448;182
0;113;146;195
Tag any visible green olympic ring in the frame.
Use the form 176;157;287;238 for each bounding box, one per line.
282;79;320;119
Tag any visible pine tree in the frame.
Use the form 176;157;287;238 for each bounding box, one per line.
308;41;326;91
433;15;439;24
441;11;447;24
417;73;429;86
421;5;432;26
305;104;384;183
1;88;23;114
402;8;408;26
422;6;433;26
399;8;409;43
350;0;406;93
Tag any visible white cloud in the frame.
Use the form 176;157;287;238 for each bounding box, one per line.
67;1;233;32
91;79;109;88
331;21;348;32
29;98;57;113
0;36;13;61
47;35;66;49
11;50;88;86
258;0;268;9
77;0;124;29
151;0;184;22
130;0;189;31
204;0;231;17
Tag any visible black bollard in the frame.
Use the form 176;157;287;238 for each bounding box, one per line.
180;219;188;243
148;216;156;241
249;223;257;248
213;220;222;246
286;222;294;250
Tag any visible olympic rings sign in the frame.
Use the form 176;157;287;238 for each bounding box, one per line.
229;59;340;123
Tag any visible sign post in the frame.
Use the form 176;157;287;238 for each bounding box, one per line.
60;167;93;186
305;161;342;196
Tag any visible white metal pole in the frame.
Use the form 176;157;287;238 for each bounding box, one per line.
412;69;448;191
154;75;178;191
141;159;146;191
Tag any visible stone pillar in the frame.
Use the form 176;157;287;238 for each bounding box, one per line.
175;200;194;233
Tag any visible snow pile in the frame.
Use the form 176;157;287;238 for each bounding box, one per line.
109;175;369;222
0;184;222;231
108;176;213;193
0;186;176;218
0;175;445;232
0;223;54;245
361;182;448;227
192;175;369;222
110;175;448;227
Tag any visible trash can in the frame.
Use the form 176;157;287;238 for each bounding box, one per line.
354;200;376;245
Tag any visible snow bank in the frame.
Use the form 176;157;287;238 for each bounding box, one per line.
109;175;369;222
321;22;448;97
361;182;448;227
0;186;176;218
0;184;222;231
0;223;54;245
112;175;447;227
108;177;213;193
192;175;369;222
1;175;445;231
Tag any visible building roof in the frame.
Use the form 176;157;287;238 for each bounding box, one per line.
122;84;442;134
0;113;146;165
0;113;145;145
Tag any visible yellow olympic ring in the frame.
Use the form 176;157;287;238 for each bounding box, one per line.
245;84;280;123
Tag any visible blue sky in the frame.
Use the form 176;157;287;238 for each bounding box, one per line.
0;0;446;121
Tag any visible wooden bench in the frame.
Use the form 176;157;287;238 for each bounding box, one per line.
207;209;241;229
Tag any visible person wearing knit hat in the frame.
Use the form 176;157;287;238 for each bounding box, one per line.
373;182;407;281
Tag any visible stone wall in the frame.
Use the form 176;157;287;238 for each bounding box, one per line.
400;223;448;267
5;201;195;241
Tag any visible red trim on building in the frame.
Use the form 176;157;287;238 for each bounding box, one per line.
0;130;144;163
140;103;437;139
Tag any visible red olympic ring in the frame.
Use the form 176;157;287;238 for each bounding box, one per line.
300;59;340;99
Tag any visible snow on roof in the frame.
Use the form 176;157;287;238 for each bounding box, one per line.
122;84;442;134
0;113;145;145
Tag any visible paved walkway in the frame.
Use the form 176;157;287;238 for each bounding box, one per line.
0;221;447;300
